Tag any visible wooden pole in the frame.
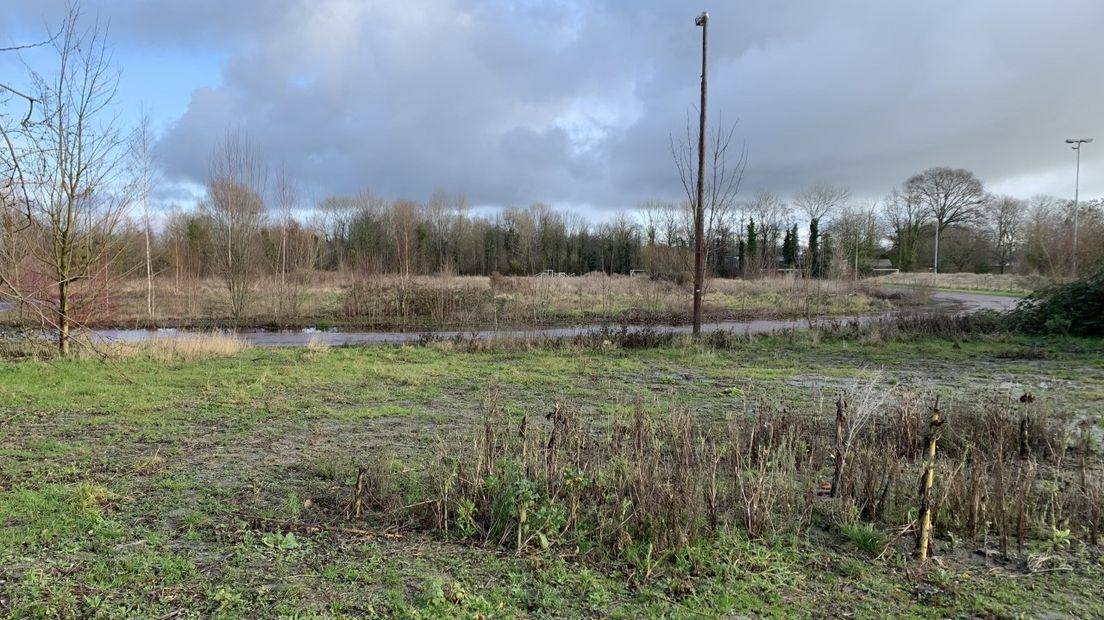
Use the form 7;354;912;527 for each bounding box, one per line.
692;11;708;335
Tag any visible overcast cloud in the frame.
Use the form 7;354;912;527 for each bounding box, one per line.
4;0;1103;212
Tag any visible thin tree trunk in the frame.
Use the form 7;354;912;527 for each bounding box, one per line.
831;396;847;498
58;279;70;356
145;215;154;319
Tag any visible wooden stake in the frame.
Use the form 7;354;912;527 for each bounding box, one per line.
351;468;367;519
918;397;944;561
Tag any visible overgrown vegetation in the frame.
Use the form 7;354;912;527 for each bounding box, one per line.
350;380;1101;577
1009;262;1104;336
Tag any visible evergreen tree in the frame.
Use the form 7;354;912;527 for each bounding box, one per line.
791;224;800;267
746;220;758;277
782;224;800;268
809;218;822;278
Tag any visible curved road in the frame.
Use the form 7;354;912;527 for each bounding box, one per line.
72;289;1019;347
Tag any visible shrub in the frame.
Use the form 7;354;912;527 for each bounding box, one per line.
1009;263;1104;336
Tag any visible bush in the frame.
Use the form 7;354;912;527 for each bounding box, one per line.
1009;263;1104;336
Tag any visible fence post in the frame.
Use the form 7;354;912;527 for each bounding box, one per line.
918;397;944;561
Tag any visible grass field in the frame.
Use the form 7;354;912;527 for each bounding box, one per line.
2;332;1102;618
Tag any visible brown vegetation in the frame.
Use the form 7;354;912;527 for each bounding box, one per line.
0;272;914;330
345;381;1100;576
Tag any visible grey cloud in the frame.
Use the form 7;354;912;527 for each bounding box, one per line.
7;0;1103;210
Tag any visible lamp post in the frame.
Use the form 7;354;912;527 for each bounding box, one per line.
692;11;708;335
1066;138;1092;278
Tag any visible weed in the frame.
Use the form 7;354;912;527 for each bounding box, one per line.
841;522;887;555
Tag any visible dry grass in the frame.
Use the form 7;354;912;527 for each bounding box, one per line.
874;271;1049;294
79;272;909;329
1;330;248;361
93;331;247;362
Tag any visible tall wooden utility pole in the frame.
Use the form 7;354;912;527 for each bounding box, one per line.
693;11;708;335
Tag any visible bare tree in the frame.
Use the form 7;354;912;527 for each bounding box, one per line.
636;199;688;274
273;162;298;316
0;8;135;354
990;195;1025;274
131;112;157;319
794;182;849;277
671;113;746;274
1023;195;1066;276
317;194;358;270
745;191;791;272
390;199;420;284
881;187;929;272
274;164;295;285
204;130;267;321
833;202;884;278
1021;195;1104;276
904;167;986;277
424;188;457;274
794;181;849;224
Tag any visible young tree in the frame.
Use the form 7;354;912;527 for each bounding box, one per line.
204;130;267;321
131;112;158;319
671;113;747;275
390;199;421;282
273;163;299;316
904;167;985;277
0;8;135;354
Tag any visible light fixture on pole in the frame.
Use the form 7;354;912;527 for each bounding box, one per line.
1065;138;1092;278
692;11;708;336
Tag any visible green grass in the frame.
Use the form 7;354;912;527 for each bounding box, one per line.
1;335;1102;618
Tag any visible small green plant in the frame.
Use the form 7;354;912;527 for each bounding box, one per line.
285;491;302;520
840;522;886;556
212;587;243;614
455;498;477;538
1034;527;1072;554
261;531;301;550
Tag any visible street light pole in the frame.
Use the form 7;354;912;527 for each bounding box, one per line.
1065;138;1092;278
692;11;708;336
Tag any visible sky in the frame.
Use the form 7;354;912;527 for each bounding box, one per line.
2;0;1102;216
